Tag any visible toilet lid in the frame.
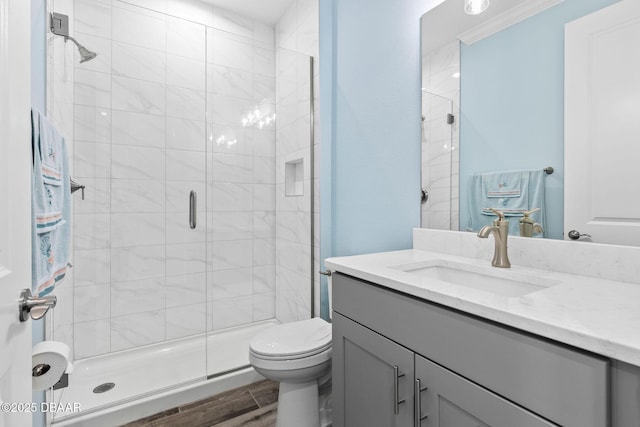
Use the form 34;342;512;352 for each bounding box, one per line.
250;318;332;358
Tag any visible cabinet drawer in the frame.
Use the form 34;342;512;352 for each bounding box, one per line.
333;273;609;427
416;354;558;426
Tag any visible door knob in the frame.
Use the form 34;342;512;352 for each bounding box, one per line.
18;289;57;322
568;230;592;241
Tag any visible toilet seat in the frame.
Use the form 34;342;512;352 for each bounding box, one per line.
249;318;332;360
250;341;331;361
250;345;332;372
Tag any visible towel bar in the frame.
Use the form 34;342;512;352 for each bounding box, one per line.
543;167;554;175
70;179;85;200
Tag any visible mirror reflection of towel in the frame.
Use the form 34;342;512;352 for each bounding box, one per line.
483;171;522;198
468;169;546;237
481;171;529;213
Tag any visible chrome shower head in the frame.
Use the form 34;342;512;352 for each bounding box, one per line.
66;36;98;64
76;43;98;64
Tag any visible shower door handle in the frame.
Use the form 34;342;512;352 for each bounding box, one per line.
189;191;197;229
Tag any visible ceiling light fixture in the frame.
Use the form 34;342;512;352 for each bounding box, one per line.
464;0;490;15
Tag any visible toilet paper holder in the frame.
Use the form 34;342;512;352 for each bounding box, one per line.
19;288;57;322
32;364;68;390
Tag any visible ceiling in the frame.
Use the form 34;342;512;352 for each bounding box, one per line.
200;0;294;26
421;0;529;52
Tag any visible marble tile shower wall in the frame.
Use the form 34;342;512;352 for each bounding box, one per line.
274;0;319;322
49;0;278;359
421;41;460;232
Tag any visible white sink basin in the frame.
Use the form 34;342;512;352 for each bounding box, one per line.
391;260;558;297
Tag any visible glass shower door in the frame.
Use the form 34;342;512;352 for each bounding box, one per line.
49;0;209;417
421;91;457;230
204;28;315;376
273;48;315;323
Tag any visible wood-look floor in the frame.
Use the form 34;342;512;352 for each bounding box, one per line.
121;379;278;427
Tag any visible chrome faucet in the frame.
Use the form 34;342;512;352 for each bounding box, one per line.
477;208;511;268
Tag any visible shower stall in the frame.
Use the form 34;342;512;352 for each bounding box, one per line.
45;0;319;424
420;40;460;231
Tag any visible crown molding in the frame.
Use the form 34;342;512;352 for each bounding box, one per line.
458;0;564;45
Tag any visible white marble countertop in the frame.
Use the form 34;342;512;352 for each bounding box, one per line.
325;230;640;366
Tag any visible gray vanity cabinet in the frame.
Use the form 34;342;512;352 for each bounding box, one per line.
333;312;557;427
415;354;557;426
333;312;414;427
332;272;610;427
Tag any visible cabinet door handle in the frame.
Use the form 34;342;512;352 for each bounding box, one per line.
189;190;197;229
393;365;406;414
414;378;429;425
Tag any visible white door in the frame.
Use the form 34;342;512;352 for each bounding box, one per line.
565;0;640;245
0;0;33;426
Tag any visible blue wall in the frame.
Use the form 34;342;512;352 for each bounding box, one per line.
319;0;425;318
460;0;620;239
322;0;423;257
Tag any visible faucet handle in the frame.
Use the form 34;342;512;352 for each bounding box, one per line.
487;208;505;220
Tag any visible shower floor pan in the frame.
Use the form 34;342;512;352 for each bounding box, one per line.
51;320;278;427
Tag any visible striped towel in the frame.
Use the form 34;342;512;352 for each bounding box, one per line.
31;109;71;297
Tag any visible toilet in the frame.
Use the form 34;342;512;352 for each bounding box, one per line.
249;317;332;427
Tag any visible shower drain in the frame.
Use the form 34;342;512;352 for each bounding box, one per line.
93;382;115;394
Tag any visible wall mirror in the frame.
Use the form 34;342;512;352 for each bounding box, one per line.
420;0;624;242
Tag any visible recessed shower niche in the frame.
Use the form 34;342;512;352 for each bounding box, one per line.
285;158;304;196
